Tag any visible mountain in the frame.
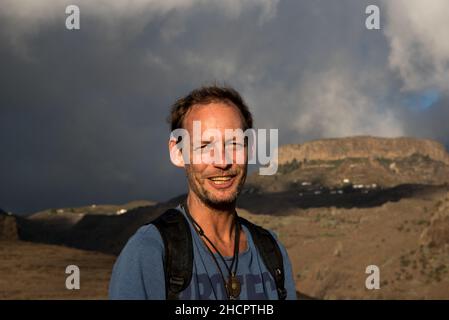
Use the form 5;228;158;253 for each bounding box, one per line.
246;136;449;194
17;197;184;255
276;136;449;165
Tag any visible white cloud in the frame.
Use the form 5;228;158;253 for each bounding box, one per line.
383;0;449;93
0;0;278;33
0;0;278;60
293;67;404;138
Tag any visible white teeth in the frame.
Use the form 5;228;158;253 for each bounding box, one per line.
210;177;232;181
212;180;229;185
209;176;233;184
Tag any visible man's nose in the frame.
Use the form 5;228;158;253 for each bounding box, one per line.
212;146;232;169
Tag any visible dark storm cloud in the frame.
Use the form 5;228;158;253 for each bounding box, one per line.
1;0;448;214
0;0;278;214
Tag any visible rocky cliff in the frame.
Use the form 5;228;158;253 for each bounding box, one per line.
277;136;449;165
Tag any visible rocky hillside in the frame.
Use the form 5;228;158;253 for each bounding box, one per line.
17;196;185;255
277;136;449;165
239;187;449;299
0;210;18;241
419;193;449;248
247;136;449;193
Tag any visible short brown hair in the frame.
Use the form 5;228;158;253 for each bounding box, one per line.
168;85;253;131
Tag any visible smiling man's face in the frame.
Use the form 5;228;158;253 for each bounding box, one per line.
182;101;248;207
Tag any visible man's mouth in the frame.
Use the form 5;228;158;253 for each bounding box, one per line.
207;175;237;187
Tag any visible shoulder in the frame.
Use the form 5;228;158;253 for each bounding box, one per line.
112;223;165;269
109;223;166;299
121;223;165;255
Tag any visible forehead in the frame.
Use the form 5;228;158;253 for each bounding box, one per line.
183;101;245;131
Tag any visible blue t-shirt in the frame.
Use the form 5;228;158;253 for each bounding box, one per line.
109;206;297;300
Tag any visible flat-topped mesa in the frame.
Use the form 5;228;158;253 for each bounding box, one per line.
277;136;449;166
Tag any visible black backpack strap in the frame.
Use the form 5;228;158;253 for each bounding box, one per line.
150;208;193;300
238;217;287;300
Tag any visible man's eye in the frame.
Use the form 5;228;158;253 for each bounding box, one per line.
201;144;213;150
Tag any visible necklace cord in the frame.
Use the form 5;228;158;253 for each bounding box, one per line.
183;203;241;299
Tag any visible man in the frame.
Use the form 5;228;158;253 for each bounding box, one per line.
109;85;296;300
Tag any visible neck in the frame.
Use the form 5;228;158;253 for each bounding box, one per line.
186;192;236;244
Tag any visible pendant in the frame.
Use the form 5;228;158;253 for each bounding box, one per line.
226;273;241;299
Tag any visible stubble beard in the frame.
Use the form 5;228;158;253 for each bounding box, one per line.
185;166;247;210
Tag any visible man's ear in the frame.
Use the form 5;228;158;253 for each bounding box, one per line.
169;138;185;168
